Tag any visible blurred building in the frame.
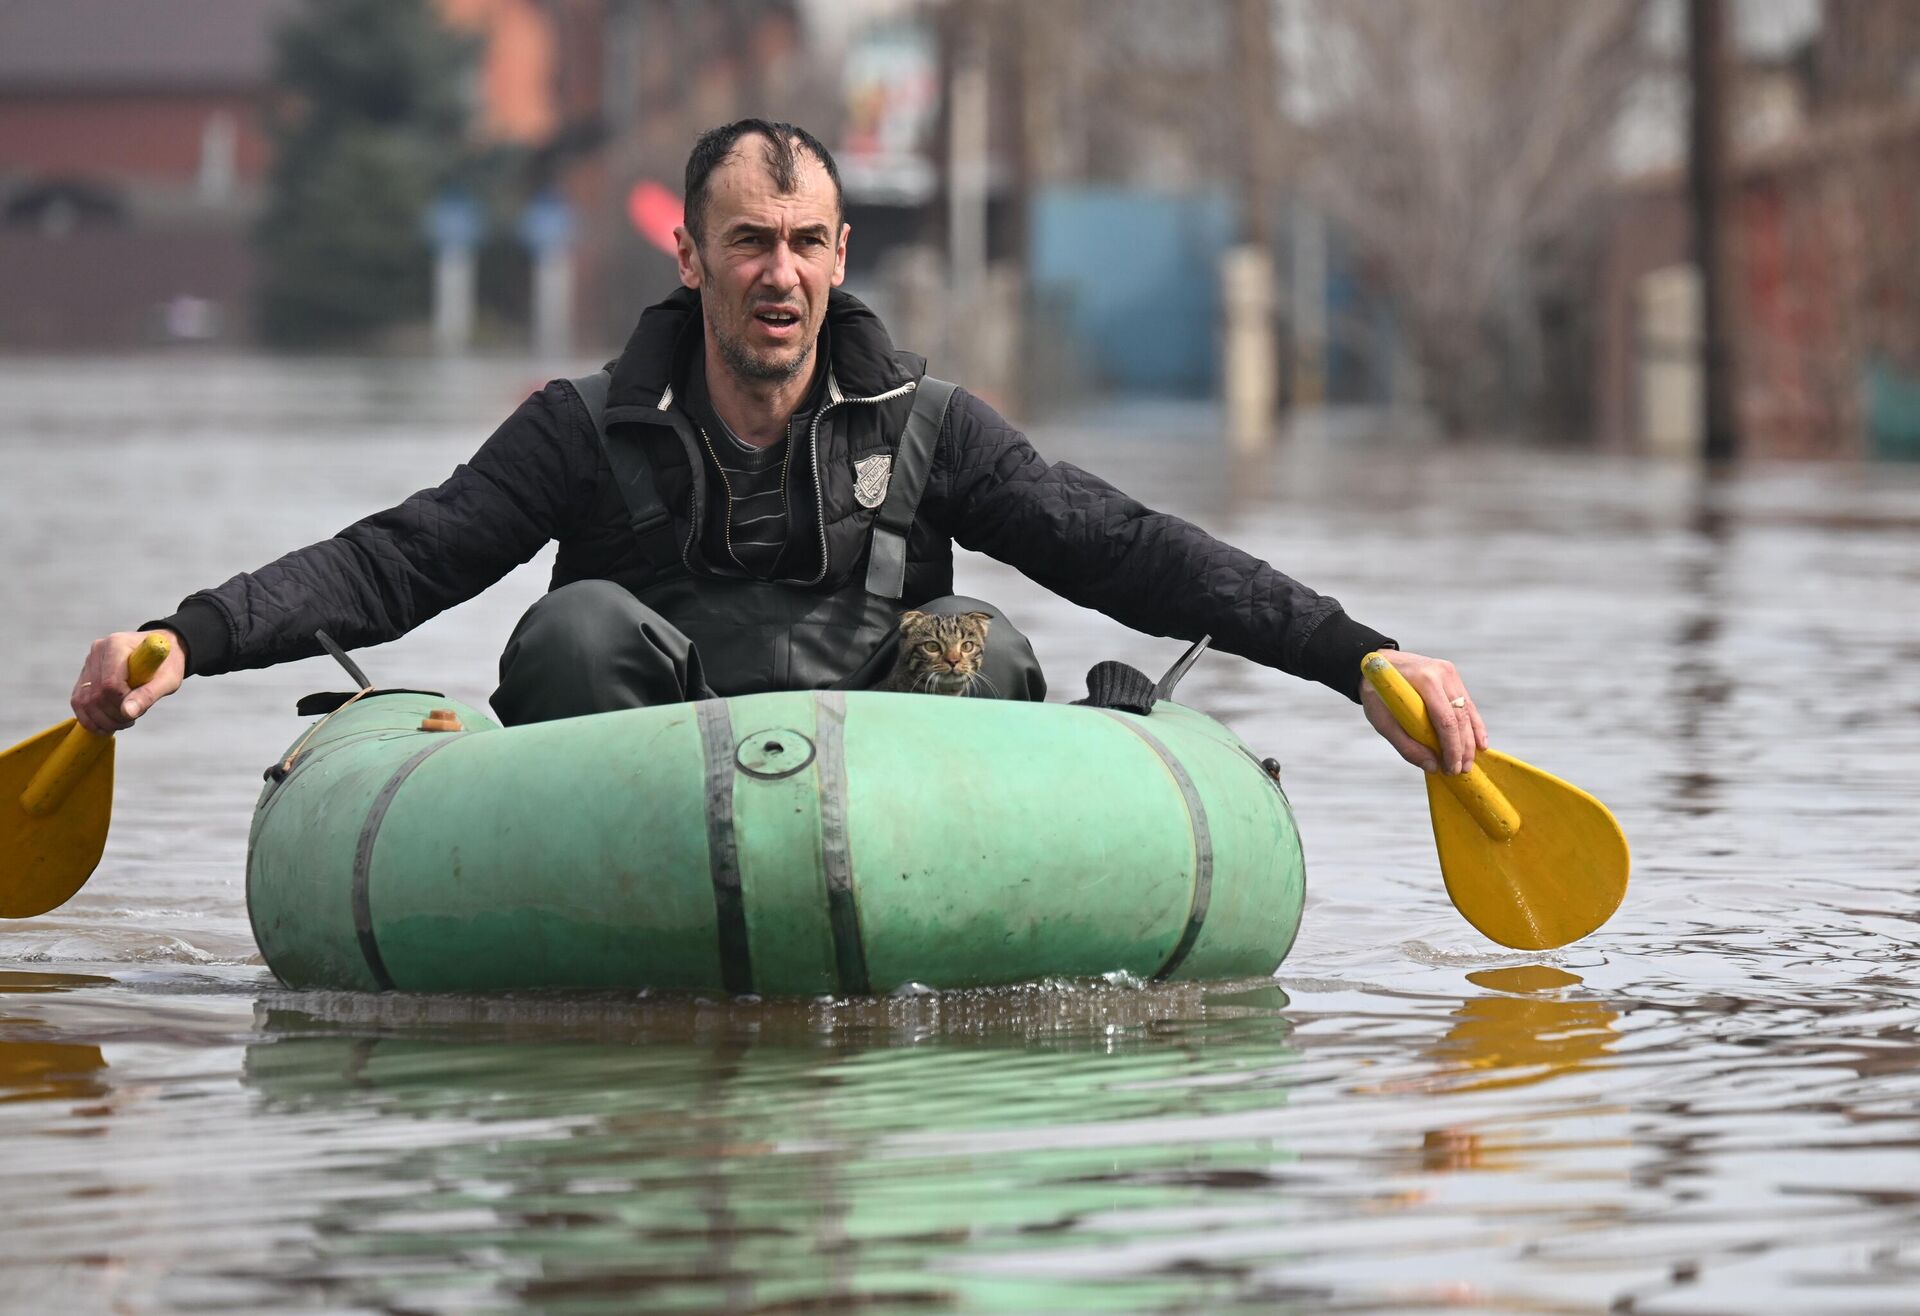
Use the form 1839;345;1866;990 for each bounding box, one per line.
0;0;296;348
1597;0;1920;459
578;1;848;347
931;0;1397;409
0;0;1397;415
440;0;562;145
0;0;607;351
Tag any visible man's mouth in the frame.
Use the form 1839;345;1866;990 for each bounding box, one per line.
754;307;802;331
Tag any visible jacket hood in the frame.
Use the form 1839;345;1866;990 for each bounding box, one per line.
605;286;921;414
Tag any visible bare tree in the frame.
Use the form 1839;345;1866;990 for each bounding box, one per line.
1288;0;1649;435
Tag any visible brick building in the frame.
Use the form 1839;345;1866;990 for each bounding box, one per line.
0;0;300;348
1596;0;1920;459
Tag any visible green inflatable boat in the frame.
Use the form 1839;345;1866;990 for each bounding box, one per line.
246;686;1305;995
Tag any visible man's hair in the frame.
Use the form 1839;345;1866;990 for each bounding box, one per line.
683;119;844;243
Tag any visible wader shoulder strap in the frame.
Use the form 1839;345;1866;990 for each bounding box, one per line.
570;367;611;428
572;368;680;568
864;375;957;599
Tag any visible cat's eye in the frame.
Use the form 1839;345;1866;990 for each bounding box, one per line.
920;641;940;653
962;641;977;651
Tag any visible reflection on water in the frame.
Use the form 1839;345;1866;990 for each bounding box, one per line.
0;1037;108;1105
1429;966;1620;1094
5;359;1920;1311
1361;965;1620;1098
0;970;117;994
236;986;1304;1313
0;972;113;1105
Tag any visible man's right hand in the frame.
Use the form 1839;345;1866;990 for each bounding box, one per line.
71;630;186;733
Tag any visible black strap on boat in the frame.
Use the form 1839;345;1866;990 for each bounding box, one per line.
864;376;956;600
573;368;682;569
351;737;462;991
695;699;755;995
1095;710;1214;981
812;691;873;996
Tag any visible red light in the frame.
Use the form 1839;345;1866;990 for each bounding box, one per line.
626;180;683;256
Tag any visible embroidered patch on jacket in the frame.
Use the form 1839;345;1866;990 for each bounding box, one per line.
853;454;893;509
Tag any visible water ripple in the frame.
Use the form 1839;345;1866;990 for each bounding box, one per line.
4;361;1920;1311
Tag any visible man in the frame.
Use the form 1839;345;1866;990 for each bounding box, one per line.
70;120;1486;776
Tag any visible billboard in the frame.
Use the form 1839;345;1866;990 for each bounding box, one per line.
838;21;938;206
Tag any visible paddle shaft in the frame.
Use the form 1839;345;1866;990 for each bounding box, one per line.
19;634;171;817
1361;653;1520;841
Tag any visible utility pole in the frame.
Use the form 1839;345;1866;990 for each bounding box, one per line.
1234;0;1277;247
946;6;990;381
1223;0;1280;454
1688;0;1738;462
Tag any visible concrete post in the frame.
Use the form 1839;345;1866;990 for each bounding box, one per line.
1223;244;1278;456
532;247;574;359
432;246;476;355
1290;200;1326;409
1225;0;1280;451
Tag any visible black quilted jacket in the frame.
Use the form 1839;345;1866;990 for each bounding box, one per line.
155;291;1393;701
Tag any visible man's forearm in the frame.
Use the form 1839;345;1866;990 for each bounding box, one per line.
138;382;595;677
931;395;1393;699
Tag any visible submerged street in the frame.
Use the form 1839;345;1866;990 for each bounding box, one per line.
4;356;1918;1313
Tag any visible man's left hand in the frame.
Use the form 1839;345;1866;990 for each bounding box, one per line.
1360;650;1486;775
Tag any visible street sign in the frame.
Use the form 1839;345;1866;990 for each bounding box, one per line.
423;190;484;250
518;191;575;254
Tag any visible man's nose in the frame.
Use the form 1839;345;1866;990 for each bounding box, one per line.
761;241;801;291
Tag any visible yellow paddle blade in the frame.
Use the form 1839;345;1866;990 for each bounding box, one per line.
1425;748;1629;949
1361;652;1629;949
1;633;170;919
0;721;115;919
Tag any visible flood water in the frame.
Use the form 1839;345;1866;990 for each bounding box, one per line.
3;355;1918;1314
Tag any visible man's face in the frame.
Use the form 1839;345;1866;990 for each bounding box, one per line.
676;139;849;387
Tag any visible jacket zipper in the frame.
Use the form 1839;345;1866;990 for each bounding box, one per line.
694;425;742;570
801;402;835;585
678;425;701;571
800;380;917;587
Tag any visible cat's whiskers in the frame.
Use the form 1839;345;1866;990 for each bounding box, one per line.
879;608;995;698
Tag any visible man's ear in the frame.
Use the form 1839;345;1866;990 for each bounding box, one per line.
675;225;702;290
832;222;850;288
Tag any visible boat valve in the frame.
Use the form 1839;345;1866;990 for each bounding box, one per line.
419;709;464;733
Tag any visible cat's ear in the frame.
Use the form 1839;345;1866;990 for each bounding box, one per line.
963;611;993;630
898;610;929;630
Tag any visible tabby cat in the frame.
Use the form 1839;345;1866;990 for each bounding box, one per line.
878;610;994;696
